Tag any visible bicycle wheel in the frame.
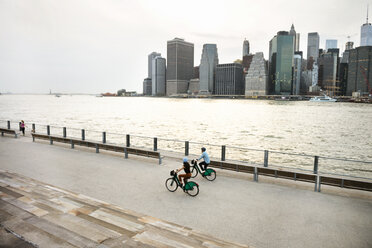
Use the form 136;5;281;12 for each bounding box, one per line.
185;182;199;197
191;166;198;178
204;169;216;181
165;178;178;192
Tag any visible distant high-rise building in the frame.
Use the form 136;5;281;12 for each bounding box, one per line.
269;31;294;94
245;52;268;96
289;24;300;52
307;32;320;68
243;39;250;57
166;38;194;95
215;63;244;95
293;54;302;95
325;39;338;50
347;46;372;95
152;56;166;96
199;44;218;94
148;52;161;78
318;49;340;95
143;78;152;95
361;7;372;46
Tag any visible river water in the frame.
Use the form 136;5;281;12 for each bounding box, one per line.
0;95;371;178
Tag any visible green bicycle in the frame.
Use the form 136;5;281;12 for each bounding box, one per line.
165;170;199;197
190;159;216;181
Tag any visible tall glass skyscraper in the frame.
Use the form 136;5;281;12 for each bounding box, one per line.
152;56;166;96
148;52;161;78
270;31;294;94
199;44;218;94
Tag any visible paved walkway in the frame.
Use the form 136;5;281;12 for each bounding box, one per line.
0;136;372;248
0;170;247;247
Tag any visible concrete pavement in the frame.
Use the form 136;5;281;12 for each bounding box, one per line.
0;136;372;248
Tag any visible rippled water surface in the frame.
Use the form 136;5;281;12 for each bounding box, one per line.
1;95;371;177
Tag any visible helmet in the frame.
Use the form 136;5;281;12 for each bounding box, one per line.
201;147;206;152
183;157;188;162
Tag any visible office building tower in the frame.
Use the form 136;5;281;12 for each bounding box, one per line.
143;78;152;95
361;8;372;46
347;46;372;95
148;52;161;78
325;39;338;50
307;32;320;69
243;39;250;56
215;63;244;95
152;56;166;96
166;38;194;95
293;54;302;95
199;44;218;94
318;49;340;95
269;31;294;94
289;24;300;52
345;42;354;51
245;52;268;96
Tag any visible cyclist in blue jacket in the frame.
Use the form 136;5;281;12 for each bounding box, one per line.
196;147;210;171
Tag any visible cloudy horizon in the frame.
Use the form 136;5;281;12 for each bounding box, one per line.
0;0;369;94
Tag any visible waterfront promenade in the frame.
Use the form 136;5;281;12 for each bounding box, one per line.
0;136;372;248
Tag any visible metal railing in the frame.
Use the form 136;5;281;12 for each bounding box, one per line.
1;119;372;181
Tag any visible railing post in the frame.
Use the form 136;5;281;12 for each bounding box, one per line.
124;147;128;158
102;132;106;143
153;137;157;151
81;129;85;140
7;121;10;129
126;134;130;147
63;127;66;138
264;150;269;167
221;145;226;161
47;125;50;135
185;141;189;156
32;123;35;133
313;156;319;174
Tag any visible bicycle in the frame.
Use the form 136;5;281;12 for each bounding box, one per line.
190;159;216;181
165;170;199;197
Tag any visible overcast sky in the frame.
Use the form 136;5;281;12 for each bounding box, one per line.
0;0;368;94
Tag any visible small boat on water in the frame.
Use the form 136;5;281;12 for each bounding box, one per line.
309;95;337;102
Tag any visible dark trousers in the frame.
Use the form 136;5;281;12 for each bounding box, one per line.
199;161;209;171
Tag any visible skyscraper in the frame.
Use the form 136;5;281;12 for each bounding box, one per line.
289;24;300;52
166;38;194;95
318;49;340;95
361;8;372;46
307;32;320;69
269;31;294;94
243;39;250;57
215;63;244;95
325;39;338;50
347;46;372;95
152;56;166;96
292;54;302;95
245;52;268;96
148;52;161;78
199;44;218;94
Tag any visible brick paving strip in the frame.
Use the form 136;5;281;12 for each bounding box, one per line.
0;170;249;248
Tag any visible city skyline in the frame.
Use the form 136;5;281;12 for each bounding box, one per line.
0;0;368;94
